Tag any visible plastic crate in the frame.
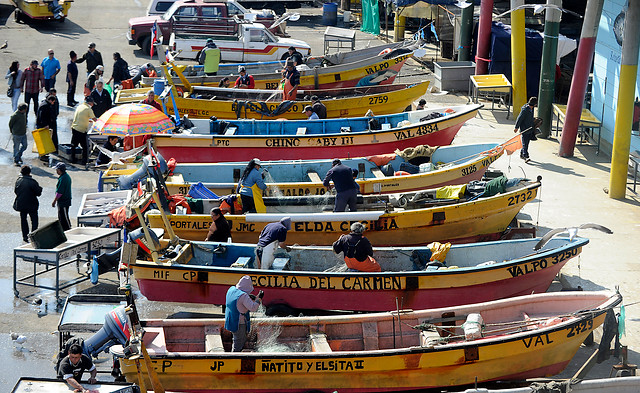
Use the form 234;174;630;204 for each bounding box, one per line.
188;182;219;199
29;220;67;249
32;127;56;156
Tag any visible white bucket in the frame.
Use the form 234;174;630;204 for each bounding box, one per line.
343;11;351;23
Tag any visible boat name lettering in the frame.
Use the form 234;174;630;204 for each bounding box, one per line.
480;153;500;167
507;190;534;206
266;138;300;147
365;62;389;75
566;318;593;338
265;82;279;89
178;108;210;117
522;333;553;348
461;165;477;177
161;360;173;372
210;360;225;372
368;95;388;105
253;275;302;289
153;270;171;280
170;219;211;230
215;139;230;147
265;187;326;197
261;359;365;373
506;259;548;277
251;275;401;290
289;219;398;233
235;222;256;232
342;275;402;291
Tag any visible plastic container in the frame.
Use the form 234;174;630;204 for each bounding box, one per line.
153;78;167;96
31;127;56;156
322;2;338;26
462;313;484;340
343;10;351;23
29;220;67;249
188;182;219;199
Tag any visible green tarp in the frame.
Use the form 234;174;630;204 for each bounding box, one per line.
361;0;380;35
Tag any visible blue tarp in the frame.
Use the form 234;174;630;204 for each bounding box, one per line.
486;22;544;99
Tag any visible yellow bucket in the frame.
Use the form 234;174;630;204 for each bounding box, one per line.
32;127;56;156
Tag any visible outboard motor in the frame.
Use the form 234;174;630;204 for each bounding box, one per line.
96;247;122;275
117;153;168;190
83;306;130;358
48;0;64;19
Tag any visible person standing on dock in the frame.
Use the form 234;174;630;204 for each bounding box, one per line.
514;97;537;163
52;162;72;231
225;275;264;352
57;343;98;393
256;217;291;270
236;158;267;213
14;165;42;243
9;103;28;166
333;222;381;272
41;49;61;92
323;159;360;212
76;42;104;77
205;207;231;242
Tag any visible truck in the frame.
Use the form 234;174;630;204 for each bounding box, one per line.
146;0;312;16
169;20;310;62
128;0;278;54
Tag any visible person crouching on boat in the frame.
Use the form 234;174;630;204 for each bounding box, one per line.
333;222;381;272
256;217;291;269
323;159;360;212
225;275;264;352
236;158;267;213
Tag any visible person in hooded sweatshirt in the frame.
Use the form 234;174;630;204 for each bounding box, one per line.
225;275;263;352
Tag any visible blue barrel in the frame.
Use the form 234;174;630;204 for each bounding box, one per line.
153;78;167;96
322;2;338;26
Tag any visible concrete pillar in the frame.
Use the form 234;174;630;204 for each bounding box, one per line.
559;0;605;157
537;0;562;138
609;0;640;199
510;0;527;118
475;0;494;75
458;1;474;61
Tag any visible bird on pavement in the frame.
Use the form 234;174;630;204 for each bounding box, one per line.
94;143;146;165
11;332;27;345
0;40;8;50
534;224;613;250
495;4;583;19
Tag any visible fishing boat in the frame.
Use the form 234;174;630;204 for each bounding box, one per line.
455;377;640;393
12;0;72;22
102;142;502;195
131;236;586;311
112;290;622;392
149;104;479;163
145;178;541;245
115;81;431;120
146;42;421;90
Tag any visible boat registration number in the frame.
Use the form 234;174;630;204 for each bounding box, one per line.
507;189;534;206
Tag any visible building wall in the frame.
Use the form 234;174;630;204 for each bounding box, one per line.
592;0;640;155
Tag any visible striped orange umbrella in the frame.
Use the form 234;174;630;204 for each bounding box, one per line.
91;103;174;136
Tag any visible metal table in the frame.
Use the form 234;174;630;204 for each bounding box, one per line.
323;26;356;54
552;104;603;155
469;74;512;119
13;227;121;301
11;378;137;393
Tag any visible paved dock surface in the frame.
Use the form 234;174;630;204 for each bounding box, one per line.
0;0;638;390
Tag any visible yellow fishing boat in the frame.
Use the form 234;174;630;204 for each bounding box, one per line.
111;290;621;392
12;0;72;21
115;81;430;120
146;179;541;245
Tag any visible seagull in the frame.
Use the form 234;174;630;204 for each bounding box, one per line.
94;143;147;165
0;40;7;50
453;0;473;9
11;332;27;345
495;4;583;19
534;223;613;250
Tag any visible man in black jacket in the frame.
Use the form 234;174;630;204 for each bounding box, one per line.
76;42;104;76
90;79;112;118
14;165;43;242
36;95;58;154
323;159;359;212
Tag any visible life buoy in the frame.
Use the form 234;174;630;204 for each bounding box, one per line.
378;48;392;56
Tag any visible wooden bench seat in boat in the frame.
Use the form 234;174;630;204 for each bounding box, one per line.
296;127;307;135
272;257;290;271
205;325;225;352
224;127;237;136
307;170;322;183
231;256;252;268
370;168;386;179
310;333;333;352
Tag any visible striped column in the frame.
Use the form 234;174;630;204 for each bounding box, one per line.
537;0;562;138
510;0;527;118
559;0;604;157
475;0;494;75
609;0;640;199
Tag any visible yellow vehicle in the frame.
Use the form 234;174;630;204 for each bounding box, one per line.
12;0;73;22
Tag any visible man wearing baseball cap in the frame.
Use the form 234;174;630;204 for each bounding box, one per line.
52;162;73;231
21;60;44;117
75;42;104;76
69;96;97;166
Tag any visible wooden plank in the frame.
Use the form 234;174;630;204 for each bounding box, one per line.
224;127;237;136
307;171;322;183
370;168;386;179
205;325;225;352
310;333;333;352
362;321;379;350
296;127;307;135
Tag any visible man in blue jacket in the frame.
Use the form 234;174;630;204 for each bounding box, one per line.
514;97;537;163
323;159;359;212
225;275;263;352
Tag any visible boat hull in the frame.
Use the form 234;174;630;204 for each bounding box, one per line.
146;183;540;246
153;102;475;163
116;291;620;393
132;238;585;310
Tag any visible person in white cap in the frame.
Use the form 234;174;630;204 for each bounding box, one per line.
76;42;104;76
234;65;254;89
255;217;291;270
236;158;266;213
90;77;112;118
86;65;104;92
225;275;263;352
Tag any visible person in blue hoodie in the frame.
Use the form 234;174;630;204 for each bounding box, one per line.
236;158;267;213
225;275;263;352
